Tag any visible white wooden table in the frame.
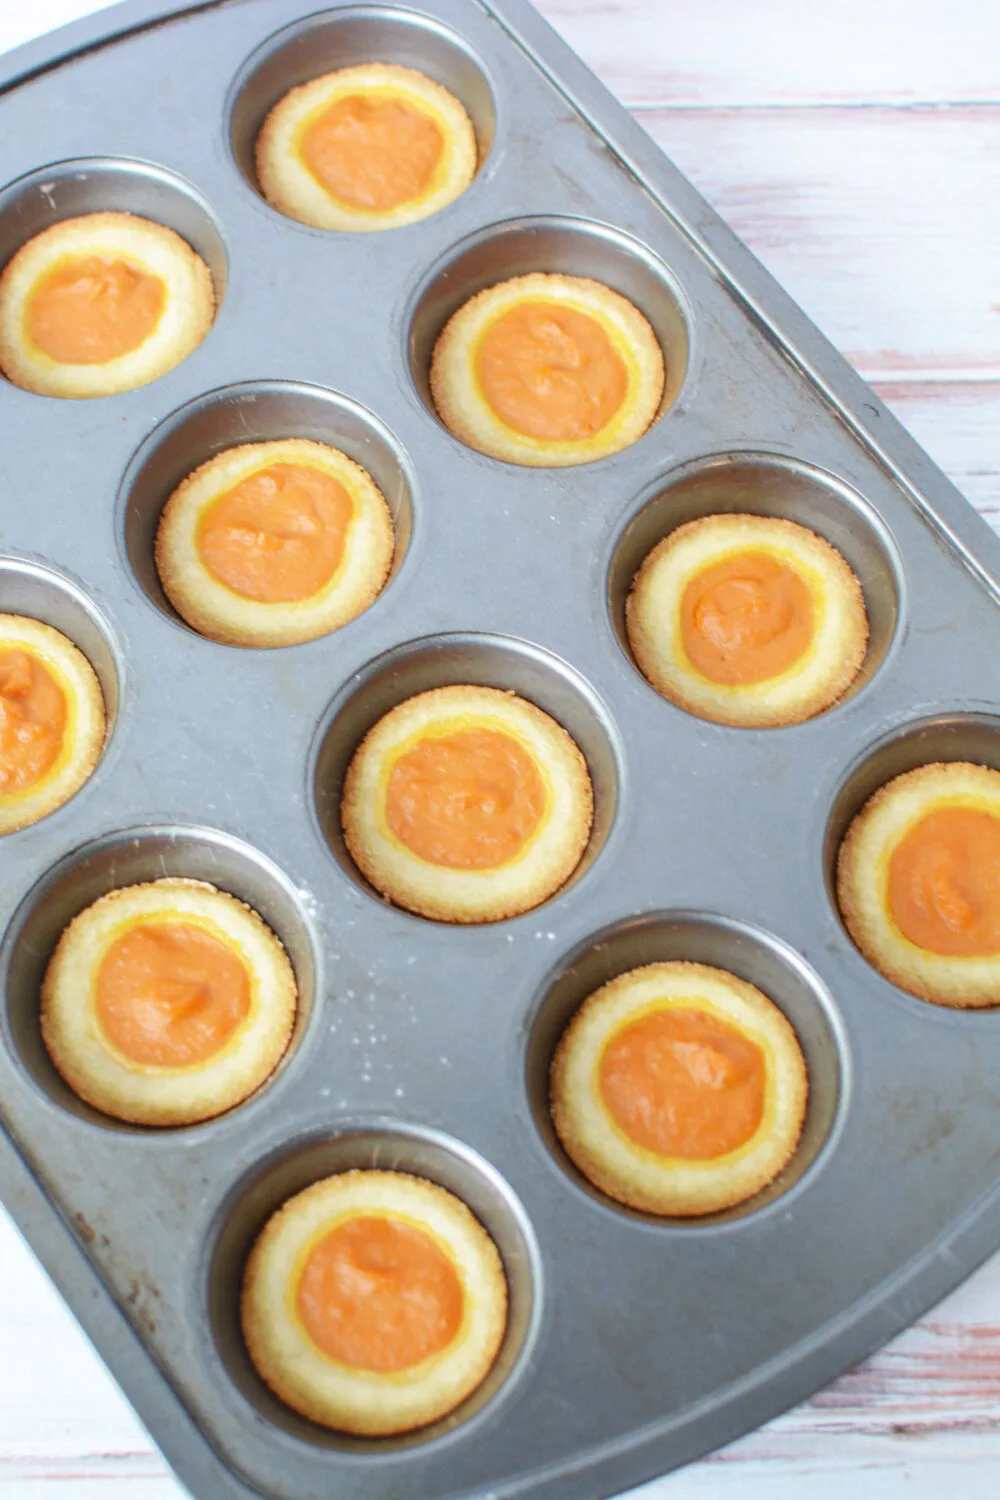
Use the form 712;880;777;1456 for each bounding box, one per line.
1;2;998;1495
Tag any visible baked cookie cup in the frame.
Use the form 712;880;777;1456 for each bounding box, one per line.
430;272;664;467
256;63;477;232
0;614;105;835
551;961;808;1216
155;438;394;647
626;514;868;728
0;212;214;398
242;1169;508;1436
41;878;296;1125
341;684;594;923
838;761;1000;1007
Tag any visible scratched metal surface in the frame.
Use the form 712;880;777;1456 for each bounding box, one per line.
1;3;1000;1500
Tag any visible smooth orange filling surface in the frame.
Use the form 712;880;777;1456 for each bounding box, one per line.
385;727;546;870
599;1007;766;1159
95;921;251;1068
297;1213;463;1372
888;804;1000;956
680;549;815;686
0;648;67;798
28;255;165;364
300;92;444;211
476;301;628;442
197;463;353;603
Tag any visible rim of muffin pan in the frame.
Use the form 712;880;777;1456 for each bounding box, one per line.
524;910;850;1229
0;155;227;395
201;1119;541;1454
823;709;1000;1017
227;5;498;225
406;215;692;458
309;631;624;922
117;378;416;641
0;824;319;1132
0;555;121;822
606;450;906;725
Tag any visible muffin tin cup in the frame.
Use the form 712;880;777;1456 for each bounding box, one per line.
204;1121;541;1454
3;3;1000;1500
607;450;905;712
0;555;121;725
823;711;1000;1003
407;214;692;439
228;5;498;213
0;824;319;1130
525;910;849;1228
0;156;228;341
825;710;1000;862
310;630;623;910
119;379;417;631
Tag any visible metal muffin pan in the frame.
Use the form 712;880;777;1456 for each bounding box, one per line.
2;2;1000;1498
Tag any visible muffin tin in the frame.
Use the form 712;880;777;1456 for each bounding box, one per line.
2;2;1000;1497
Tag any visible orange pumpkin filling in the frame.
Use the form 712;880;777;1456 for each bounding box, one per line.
197;463;353;603
296;1213;463;1372
476;301;628;442
680;549;815;686
0;649;67;797
28;255;165;364
888;805;1000;957
95;921;251;1067
385;728;546;869
300;93;444;211
599;1007;766;1159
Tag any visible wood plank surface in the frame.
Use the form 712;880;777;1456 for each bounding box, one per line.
637;105;1000;375
1;1;999;1497
536;0;1000;107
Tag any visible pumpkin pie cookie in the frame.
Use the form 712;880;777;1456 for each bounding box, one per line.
42;878;296;1124
0;212;214;398
342;684;593;922
257;63;477;232
242;1168;507;1435
626;514;867;727
430;272;664;466
155;438;394;647
838;761;1000;1007
0;614;105;834
551;961;808;1216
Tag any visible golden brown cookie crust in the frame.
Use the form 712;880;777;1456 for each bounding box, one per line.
430;272;664;467
155;438;394;648
341;684;594;923
0;212;214;398
626;513;868;728
0;614;105;835
241;1169;508;1435
41;878;296;1125
838;760;1000;1007
551;960;808;1216
256;63;477;232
